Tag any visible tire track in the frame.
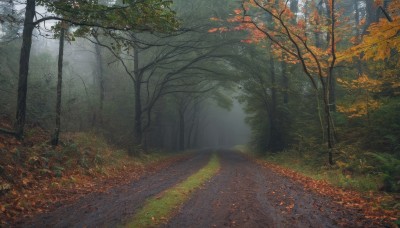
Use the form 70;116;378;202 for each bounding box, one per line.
165;150;379;228
19;151;211;228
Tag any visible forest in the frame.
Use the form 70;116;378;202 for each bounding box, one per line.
0;0;399;226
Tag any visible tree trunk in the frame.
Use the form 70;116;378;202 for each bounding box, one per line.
94;43;104;125
354;0;363;75
326;0;337;165
15;0;35;139
364;0;379;34
323;90;334;164
329;72;336;112
290;0;298;16
179;110;185;151
192;115;200;149
268;57;284;151
270;57;277;113
133;48;142;148
267;110;279;151
323;0;331;47
281;57;288;104
283;0;297;105
51;27;65;146
186;104;198;149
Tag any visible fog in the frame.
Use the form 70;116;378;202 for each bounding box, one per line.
198;100;251;149
1;2;252;151
2;0;398;157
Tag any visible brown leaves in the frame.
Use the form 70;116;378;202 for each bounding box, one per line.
0;126;191;226
258;160;399;225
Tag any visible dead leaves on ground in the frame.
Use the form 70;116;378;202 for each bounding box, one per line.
256;159;399;226
0;129;190;226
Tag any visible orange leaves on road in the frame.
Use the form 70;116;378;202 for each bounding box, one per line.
0;129;191;226
258;161;399;225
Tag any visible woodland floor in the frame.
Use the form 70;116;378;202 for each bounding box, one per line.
17;150;395;227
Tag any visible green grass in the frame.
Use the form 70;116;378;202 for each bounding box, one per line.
235;144;385;193
126;153;220;228
232;145;252;154
260;149;385;192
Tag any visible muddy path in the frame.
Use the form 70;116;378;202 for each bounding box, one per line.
17;151;212;228
165;150;382;228
18;150;387;228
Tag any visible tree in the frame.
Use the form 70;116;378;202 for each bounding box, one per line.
50;22;67;146
242;0;336;164
213;0;340;164
11;0;179;139
336;0;399;125
0;0;21;42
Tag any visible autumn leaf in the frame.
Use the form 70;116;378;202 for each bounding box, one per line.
0;204;6;212
209;17;221;21
234;9;242;15
21;178;29;186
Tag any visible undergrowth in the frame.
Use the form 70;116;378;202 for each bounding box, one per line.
235;142;400;210
0;128;184;225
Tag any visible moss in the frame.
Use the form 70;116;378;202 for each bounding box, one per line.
127;153;220;228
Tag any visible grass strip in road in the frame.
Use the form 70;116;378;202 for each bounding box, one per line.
126;153;220;228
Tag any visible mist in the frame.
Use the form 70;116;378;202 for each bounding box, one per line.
1;0;399;226
2;2;250;151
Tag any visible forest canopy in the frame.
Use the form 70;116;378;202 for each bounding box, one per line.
0;0;399;195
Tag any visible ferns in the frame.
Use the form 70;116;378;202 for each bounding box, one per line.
366;152;400;192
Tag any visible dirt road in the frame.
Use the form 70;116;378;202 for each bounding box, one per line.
19;150;385;227
18;152;211;227
165;150;377;228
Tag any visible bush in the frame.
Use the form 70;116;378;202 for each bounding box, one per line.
366;152;400;192
368;98;400;156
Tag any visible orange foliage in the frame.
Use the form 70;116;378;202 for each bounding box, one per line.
337;74;383;118
209;17;222;21
208;28;219;33
337;74;383;92
337;0;400;63
234;8;242;15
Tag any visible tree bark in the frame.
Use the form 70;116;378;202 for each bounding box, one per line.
15;0;35;139
186;103;198;149
329;71;336;112
354;0;363;75
270;57;277;113
178;110;185;151
133;47;142;148
327;0;337;165
364;0;379;34
94;43;104;125
268;56;284;151
51;27;65;146
281;56;288;104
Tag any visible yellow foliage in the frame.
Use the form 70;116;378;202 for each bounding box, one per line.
337;74;383;92
337;99;381;118
337;0;400;63
337;74;383;118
